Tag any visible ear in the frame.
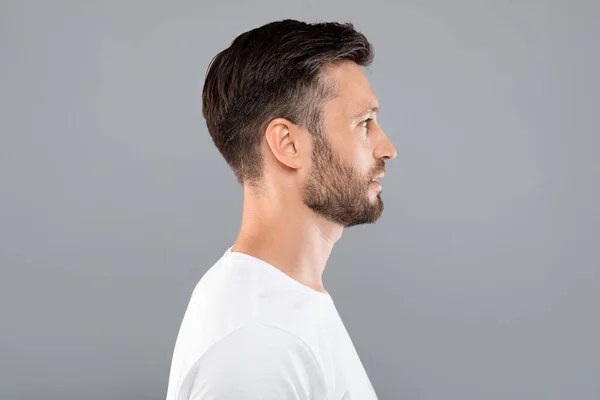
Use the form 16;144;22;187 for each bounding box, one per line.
264;118;305;170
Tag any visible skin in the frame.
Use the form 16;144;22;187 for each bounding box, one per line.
231;61;397;294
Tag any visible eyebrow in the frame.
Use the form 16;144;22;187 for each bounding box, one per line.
353;105;379;119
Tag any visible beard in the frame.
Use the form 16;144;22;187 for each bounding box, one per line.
302;133;385;228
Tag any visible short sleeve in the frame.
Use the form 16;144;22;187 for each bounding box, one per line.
187;324;329;400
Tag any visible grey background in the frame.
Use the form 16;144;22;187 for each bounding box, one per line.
1;0;599;399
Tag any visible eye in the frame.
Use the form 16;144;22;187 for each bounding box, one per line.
360;118;373;129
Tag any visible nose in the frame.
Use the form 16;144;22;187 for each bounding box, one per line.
374;130;397;161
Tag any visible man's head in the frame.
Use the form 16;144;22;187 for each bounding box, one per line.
202;19;397;227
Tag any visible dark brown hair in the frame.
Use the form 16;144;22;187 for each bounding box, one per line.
202;19;374;186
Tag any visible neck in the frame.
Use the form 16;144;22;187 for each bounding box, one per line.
231;185;343;294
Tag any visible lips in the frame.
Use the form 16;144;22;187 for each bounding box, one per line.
370;172;384;183
369;180;382;191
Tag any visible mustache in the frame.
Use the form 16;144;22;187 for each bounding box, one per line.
371;160;385;177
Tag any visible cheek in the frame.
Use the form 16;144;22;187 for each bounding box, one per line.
327;129;372;175
354;144;375;176
337;134;363;159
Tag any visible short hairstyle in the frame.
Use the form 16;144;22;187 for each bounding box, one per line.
202;19;374;187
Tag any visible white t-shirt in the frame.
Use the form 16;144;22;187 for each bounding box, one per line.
165;246;378;400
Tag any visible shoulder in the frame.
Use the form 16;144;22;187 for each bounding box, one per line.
185;323;329;400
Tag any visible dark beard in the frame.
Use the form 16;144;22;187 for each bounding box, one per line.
302;134;384;227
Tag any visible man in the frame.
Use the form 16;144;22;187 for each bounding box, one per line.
166;19;397;400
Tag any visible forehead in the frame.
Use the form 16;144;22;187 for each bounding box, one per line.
322;62;378;118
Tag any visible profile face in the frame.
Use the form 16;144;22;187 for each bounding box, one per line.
301;62;396;227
